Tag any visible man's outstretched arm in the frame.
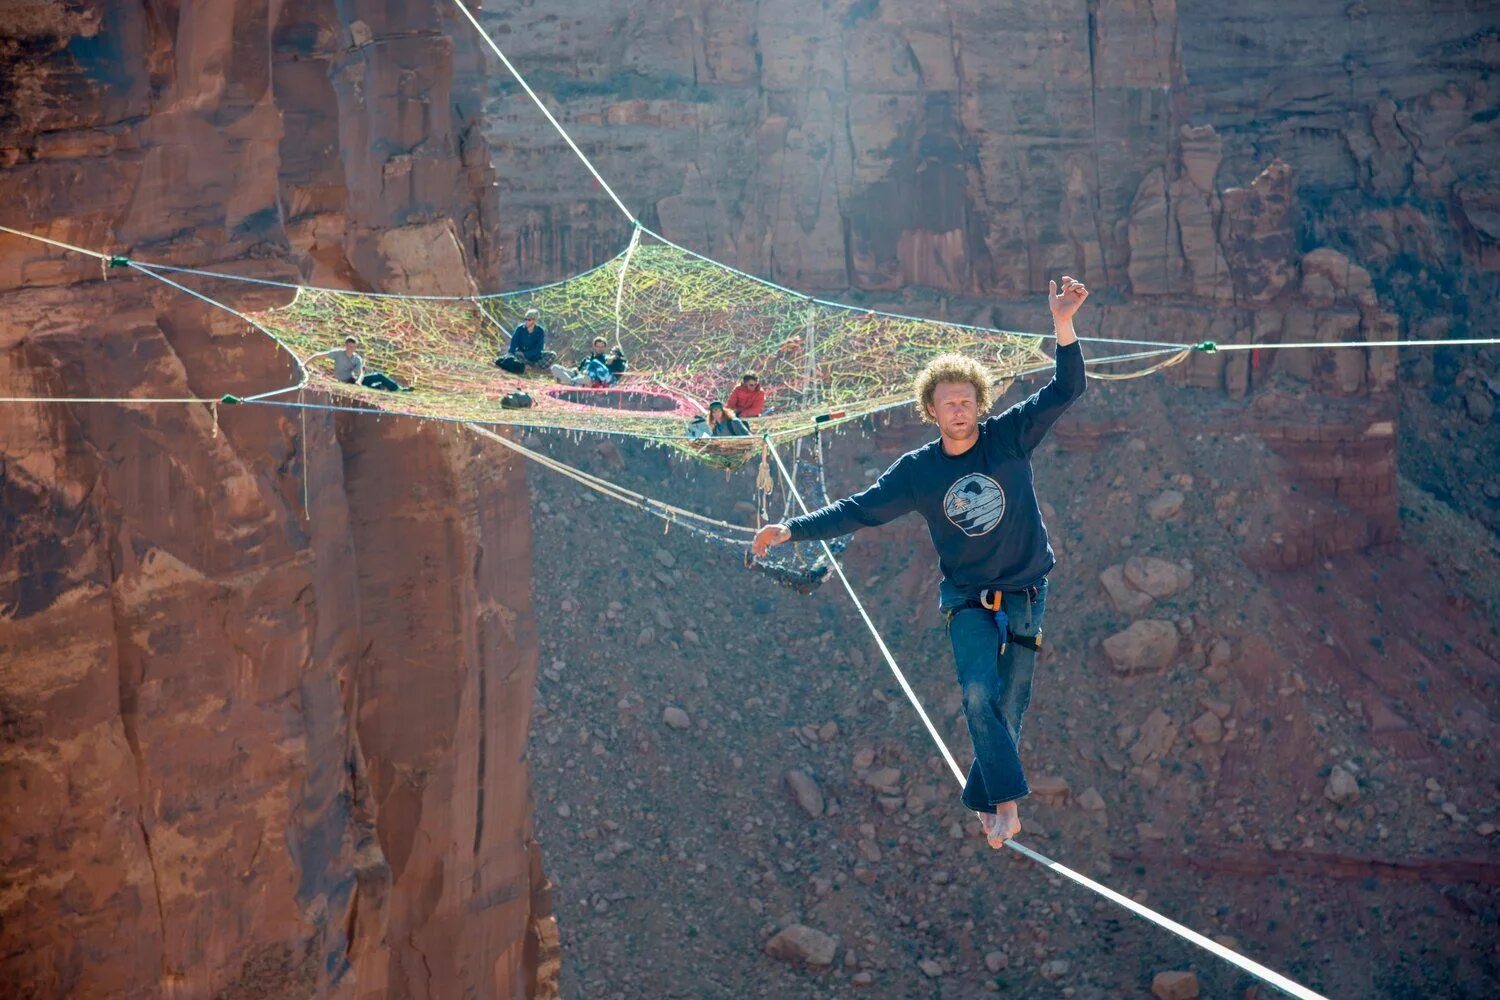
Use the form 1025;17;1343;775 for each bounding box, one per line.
1007;276;1089;452
752;462;916;557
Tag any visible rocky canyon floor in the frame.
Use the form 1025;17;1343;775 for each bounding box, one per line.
519;375;1498;998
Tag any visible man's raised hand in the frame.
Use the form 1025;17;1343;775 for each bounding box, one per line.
1048;275;1089;323
752;523;792;558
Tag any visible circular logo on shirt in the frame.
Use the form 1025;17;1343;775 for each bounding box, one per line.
943;473;1007;536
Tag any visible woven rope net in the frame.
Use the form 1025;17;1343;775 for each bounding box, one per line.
251;231;1049;462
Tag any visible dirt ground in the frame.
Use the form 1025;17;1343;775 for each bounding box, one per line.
521;374;1498;998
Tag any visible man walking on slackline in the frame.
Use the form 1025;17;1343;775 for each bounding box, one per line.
753;276;1089;848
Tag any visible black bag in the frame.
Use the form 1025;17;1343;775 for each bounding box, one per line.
501;391;533;409
495;354;527;375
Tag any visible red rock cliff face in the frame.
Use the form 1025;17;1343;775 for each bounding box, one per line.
0;2;557;997
481;0;1499;567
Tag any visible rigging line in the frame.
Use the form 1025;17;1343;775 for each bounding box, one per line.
465;433;728;535
132;251;627;301
1003;838;1328;1000
1214;336;1500;351
242;383;307;403
760;347;1191;441
447;0;638;225
0;395;217;405
126;262;309;392
464;421;755;537
474;297;511;351
9;223;1495;358
0;223;111;260
763;440;1328;1000
615;225;642;343
132;262;474;300
468;424;756;534
441;6;1174;355
233;391;748;535
0;218;627;300
763;439;967;780
238;394;712;445
638;224;1188;351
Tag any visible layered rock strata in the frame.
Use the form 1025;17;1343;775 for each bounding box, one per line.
1;2;557;996
480;0;1499;565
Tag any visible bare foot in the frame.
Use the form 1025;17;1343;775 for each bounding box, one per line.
976;810;996;841
987;801;1021;848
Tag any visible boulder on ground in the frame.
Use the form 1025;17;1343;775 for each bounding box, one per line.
1151;969;1200;999
1031;774;1070;807
1130;709;1179;764
765;924;837;966
1325;765;1360;806
1123;556;1194;599
1104;620;1180;674
1466;386;1494;423
1101;564;1155;615
784;769;824;818
1190;711;1223;744
662;706;691;729
1147;489;1185;521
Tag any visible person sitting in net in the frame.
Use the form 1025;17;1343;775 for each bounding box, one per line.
707;400;750;436
725;372;765;418
495;308;557;374
321;336;413;391
550;336;628;387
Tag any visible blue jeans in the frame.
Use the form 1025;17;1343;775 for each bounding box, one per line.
943;579;1047;813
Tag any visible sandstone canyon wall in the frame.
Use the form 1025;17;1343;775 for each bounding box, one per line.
482;0;1499;561
1;2;556;997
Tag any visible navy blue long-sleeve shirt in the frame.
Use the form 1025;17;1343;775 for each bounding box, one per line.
509;323;547;358
786;342;1086;603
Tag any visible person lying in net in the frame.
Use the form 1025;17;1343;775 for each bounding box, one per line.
321;337;413;391
550;336;628;387
725;372;765;417
495;308;557;373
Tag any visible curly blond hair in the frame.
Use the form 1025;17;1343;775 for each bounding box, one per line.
913;353;995;423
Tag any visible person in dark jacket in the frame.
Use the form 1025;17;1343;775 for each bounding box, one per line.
495;308;557;373
753;276;1090;850
706;400;749;436
550;336;628;386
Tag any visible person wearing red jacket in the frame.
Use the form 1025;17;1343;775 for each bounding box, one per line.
725;372;765;418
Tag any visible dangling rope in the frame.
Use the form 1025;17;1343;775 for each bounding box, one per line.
1083;347;1192;381
755;440;775;525
761;438;1329;1000
298;388;311;520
